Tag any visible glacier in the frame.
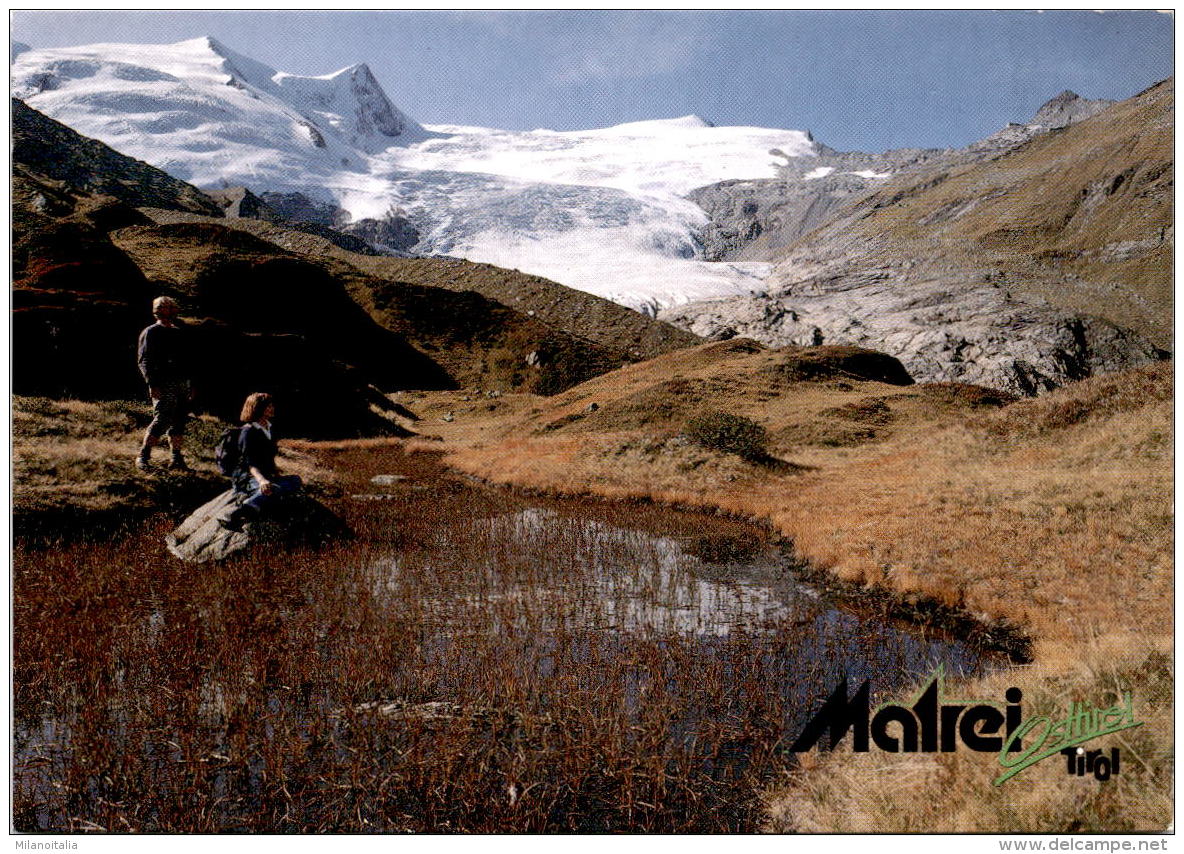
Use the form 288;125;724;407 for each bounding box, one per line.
13;36;842;314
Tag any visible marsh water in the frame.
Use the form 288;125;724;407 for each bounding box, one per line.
14;445;989;832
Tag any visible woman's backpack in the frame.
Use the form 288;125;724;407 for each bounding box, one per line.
214;426;242;476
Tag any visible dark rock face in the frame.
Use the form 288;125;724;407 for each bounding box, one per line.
184;321;412;438
166;488;351;563
257;190;418;256
258;190;346;227
11;98;223;217
13;221;156;399
207;186;282;221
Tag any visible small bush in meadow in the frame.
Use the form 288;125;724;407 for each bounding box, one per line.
685;411;769;462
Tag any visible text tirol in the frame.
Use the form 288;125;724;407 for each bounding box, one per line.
789;676;1023;753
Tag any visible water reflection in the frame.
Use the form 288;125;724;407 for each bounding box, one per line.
370;505;982;736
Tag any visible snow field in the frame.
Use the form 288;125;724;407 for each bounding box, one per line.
14;36;825;313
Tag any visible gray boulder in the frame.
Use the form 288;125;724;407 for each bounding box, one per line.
166;488;351;563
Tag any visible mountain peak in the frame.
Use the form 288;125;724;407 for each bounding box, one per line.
169;35;233;59
1041;89;1082;109
12;35;427;175
1032;88;1115;128
269;57;423;147
331;62;373;79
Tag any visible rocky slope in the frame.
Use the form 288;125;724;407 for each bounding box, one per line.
688;90;1118;264
663;82;1171;394
12;97;223;221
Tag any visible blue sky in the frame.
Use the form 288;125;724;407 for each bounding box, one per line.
10;10;1174;151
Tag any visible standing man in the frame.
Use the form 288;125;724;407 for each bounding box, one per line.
136;296;193;471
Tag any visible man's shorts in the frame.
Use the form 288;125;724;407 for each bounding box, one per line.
147;381;191;439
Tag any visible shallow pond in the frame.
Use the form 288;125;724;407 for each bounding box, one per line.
13;444;991;832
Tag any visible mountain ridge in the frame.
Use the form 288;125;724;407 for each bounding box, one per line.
660;79;1172;394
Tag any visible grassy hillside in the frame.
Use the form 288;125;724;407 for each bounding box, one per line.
142;208;701;362
425;342;1170;649
774;79;1173;348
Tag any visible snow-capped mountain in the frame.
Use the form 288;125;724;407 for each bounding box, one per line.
12;37;862;314
12;37;424;185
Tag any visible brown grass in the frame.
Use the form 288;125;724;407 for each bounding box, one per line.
413;343;1172;831
12;396;331;538
15;439;978;832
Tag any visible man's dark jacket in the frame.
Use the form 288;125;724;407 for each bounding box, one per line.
136;321;189;387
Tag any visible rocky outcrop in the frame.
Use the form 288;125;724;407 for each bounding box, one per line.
207;186;282;221
343;210;420;255
1030;90;1115;129
258;190;347;227
662;275;1166;395
210;188;378;255
166;488;351;563
690;167;917;262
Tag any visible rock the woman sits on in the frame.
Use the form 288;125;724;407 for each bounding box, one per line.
219;392;302;532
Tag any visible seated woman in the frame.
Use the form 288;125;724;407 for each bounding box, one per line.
219;392;303;532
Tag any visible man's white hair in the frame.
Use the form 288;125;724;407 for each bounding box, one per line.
152;296;179;315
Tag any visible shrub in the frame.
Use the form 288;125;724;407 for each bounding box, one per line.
685;410;769;461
